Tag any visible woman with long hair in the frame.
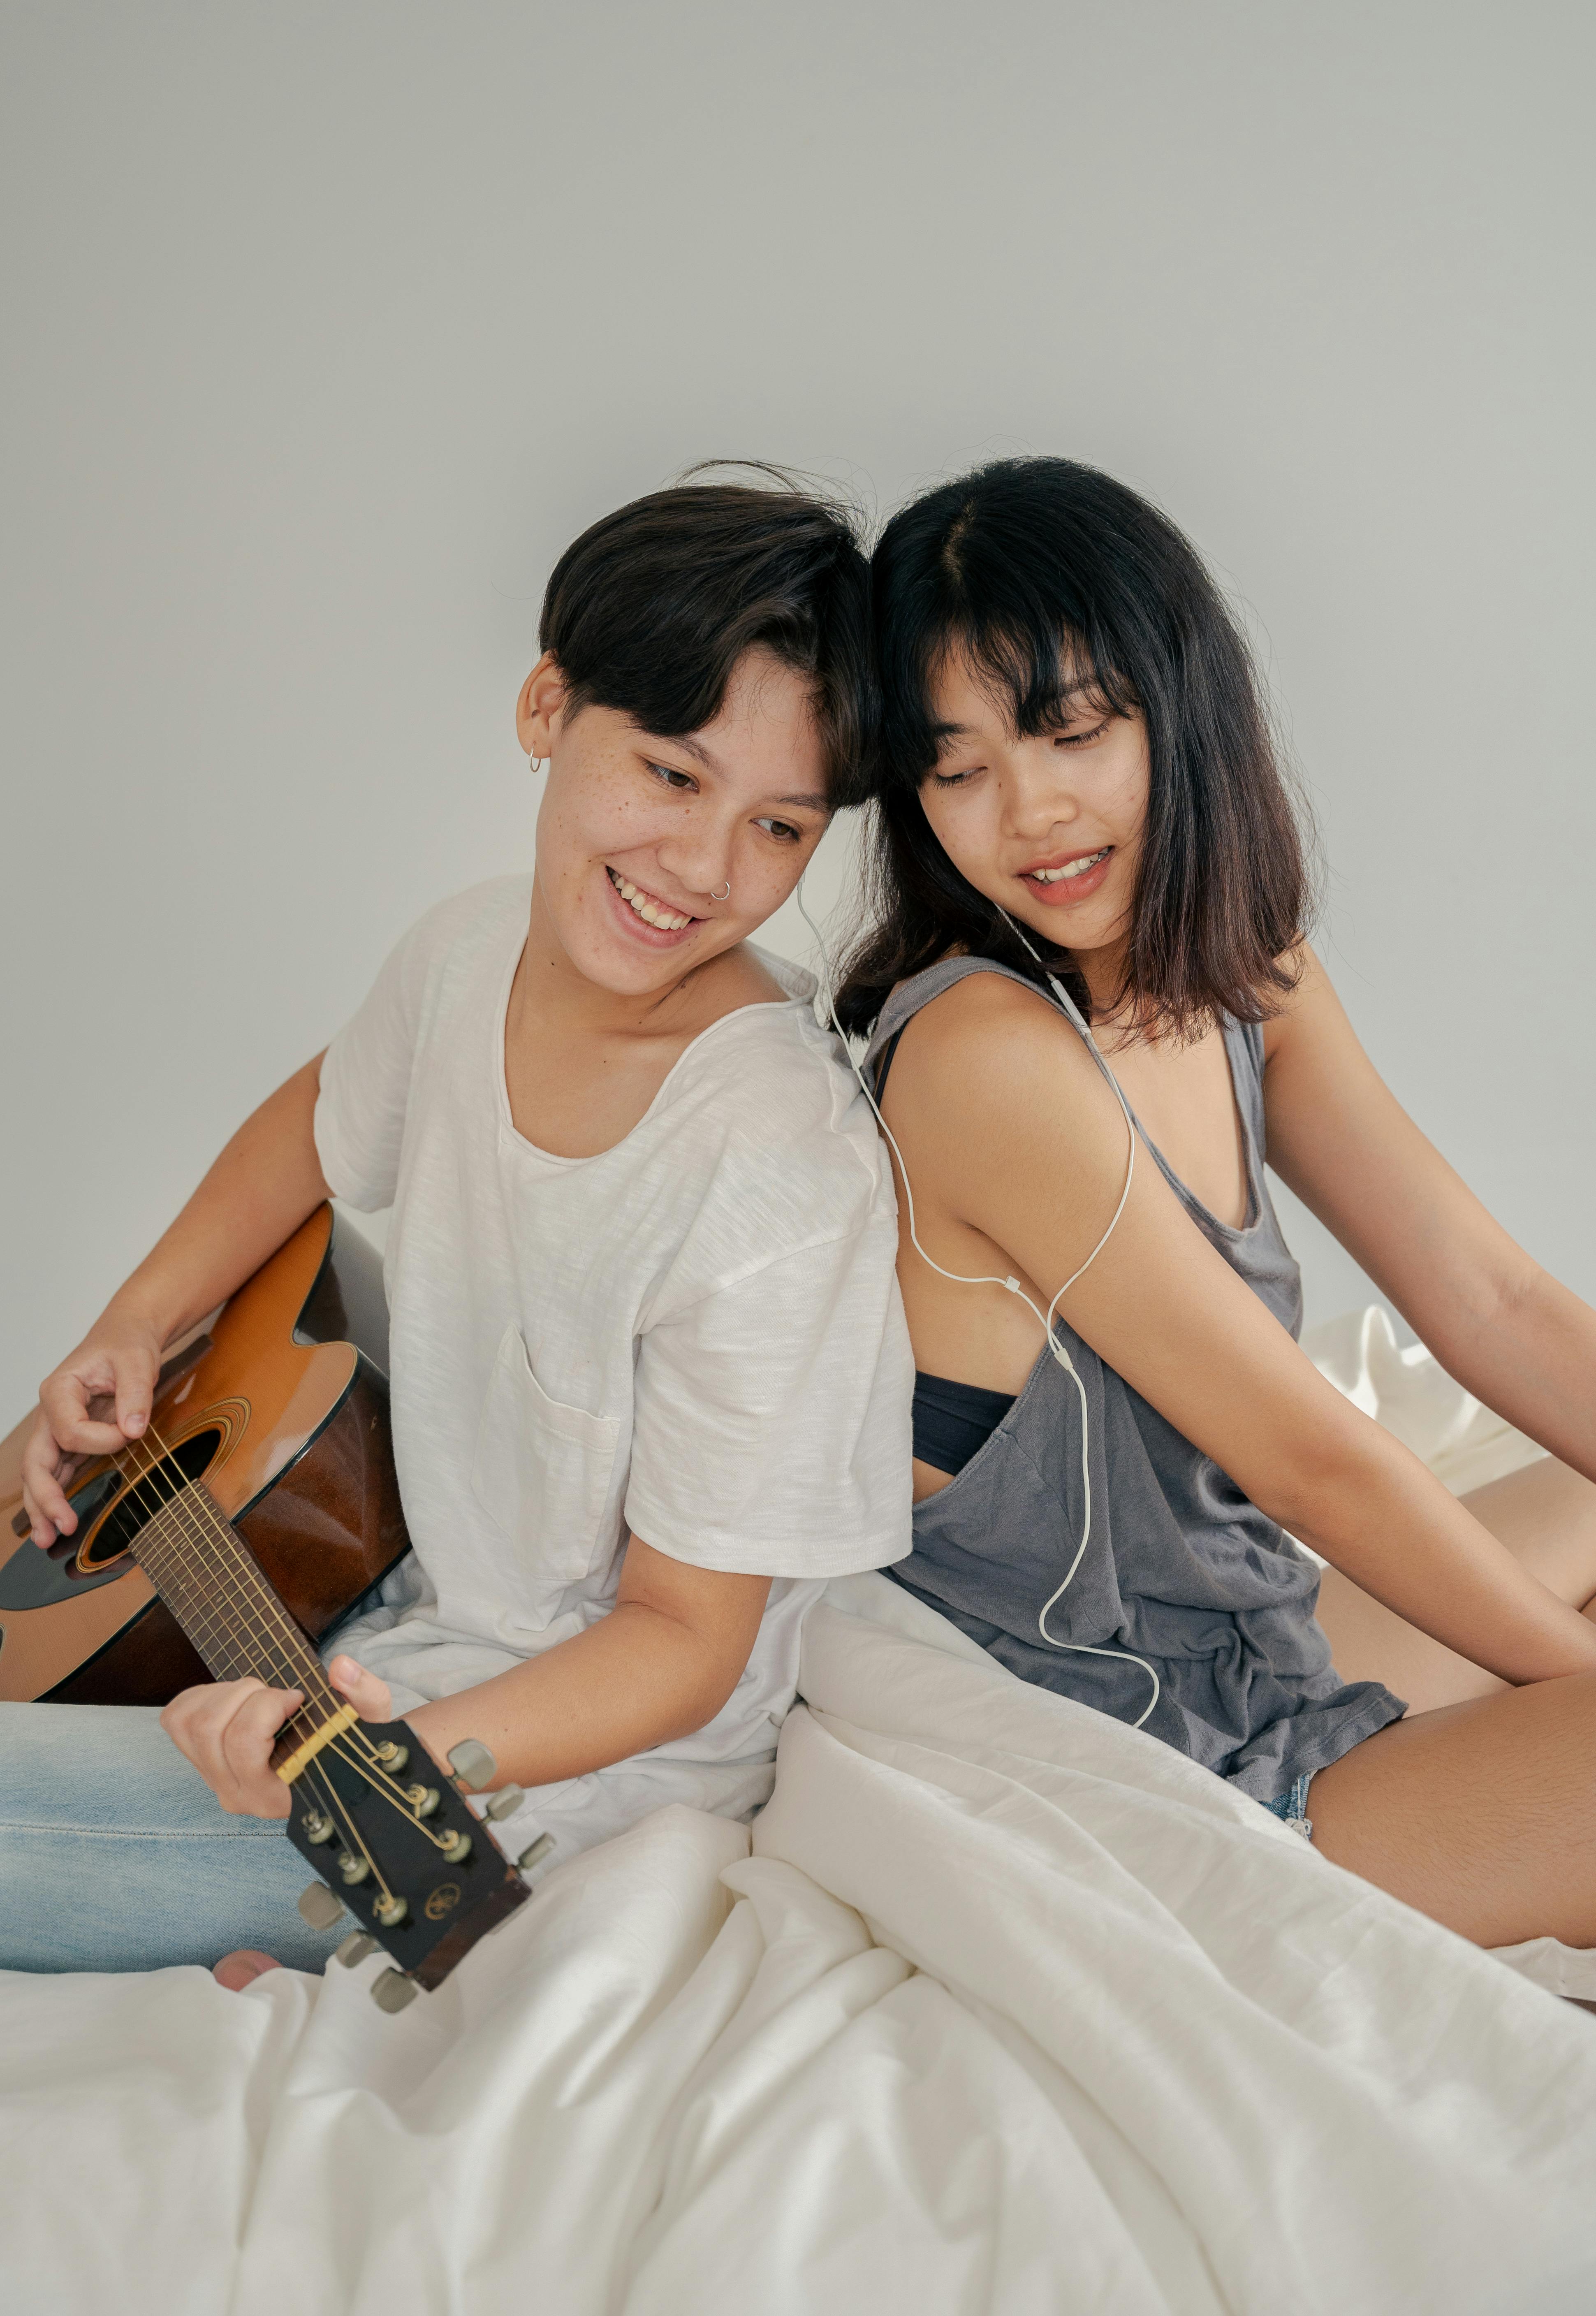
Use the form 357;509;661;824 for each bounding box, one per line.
836;455;1596;1949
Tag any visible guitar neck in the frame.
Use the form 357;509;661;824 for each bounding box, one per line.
130;1470;533;1999
128;1479;335;1722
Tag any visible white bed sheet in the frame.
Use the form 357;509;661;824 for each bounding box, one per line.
4;1583;1595;2313
3;1310;1593;2312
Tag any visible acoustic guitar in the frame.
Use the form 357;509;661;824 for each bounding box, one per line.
0;1206;533;2009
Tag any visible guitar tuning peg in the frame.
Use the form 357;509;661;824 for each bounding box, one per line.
484;1784;525;1821
516;1831;555;1873
297;1879;346;1931
371;1968;419;2014
335;1930;378;1969
447;1740;497;1790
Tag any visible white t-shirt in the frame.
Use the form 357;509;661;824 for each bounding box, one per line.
314;876;912;1868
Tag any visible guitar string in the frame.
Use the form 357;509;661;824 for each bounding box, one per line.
140;1426;341;1709
100;1412;452;1853
105;1435;350;1823
310;1730;459;1853
124;1440;448;1850
301;1753;396;1908
123;1424;447;1837
113;1430;331;1715
117;1447;441;1874
127;1422;447;1806
58;1298;350;1735
109;1441;264;1685
132;1437;430;1812
102;1428;285;1681
100;1437;222;1652
48;1427;416;1949
131;1421;343;1720
143;1435;393;1770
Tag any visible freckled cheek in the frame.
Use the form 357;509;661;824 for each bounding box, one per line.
544;792;651;875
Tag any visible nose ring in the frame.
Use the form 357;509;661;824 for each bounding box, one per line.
712;881;731;903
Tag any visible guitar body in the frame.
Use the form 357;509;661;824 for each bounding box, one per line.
0;1208;410;1706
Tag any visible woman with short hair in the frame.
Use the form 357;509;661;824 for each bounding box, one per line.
7;476;913;1980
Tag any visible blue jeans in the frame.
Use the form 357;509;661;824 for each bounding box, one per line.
1260;1769;1316;1840
0;1703;350;1973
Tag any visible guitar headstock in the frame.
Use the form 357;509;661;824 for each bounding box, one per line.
283;1717;535;2008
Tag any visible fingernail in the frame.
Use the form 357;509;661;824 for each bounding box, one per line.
125;1415;146;1435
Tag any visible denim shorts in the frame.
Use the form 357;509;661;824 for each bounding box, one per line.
1260;1769;1315;1842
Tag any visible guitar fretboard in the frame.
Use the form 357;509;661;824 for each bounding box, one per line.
129;1481;334;1711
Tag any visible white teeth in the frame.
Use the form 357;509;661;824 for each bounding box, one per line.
607;868;691;930
1032;849;1109;884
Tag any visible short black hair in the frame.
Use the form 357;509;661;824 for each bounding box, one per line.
539;475;874;807
836;457;1314;1037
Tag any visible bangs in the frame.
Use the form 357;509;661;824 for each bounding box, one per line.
540;480;875;806
881;498;1140;781
839;455;1315;1043
924;617;1135;759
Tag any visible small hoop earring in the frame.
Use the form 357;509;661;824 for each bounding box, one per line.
528;751;545;774
712;881;731;903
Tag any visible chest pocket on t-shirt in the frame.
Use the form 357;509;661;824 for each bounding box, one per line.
470;1326;622;1588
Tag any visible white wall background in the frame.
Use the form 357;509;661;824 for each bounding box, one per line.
3;0;1592;1416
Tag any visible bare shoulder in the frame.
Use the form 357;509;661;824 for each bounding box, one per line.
889;968;1123;1165
700;941;792;1015
1259;942;1350;1062
898;966;1086;1069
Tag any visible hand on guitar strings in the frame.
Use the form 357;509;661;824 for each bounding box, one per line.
160;1653;395;1821
21;1306;167;1546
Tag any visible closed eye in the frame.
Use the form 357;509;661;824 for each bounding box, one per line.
1054;718;1110;749
928;765;981;789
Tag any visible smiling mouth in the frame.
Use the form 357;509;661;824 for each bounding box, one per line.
1027;848;1111;885
606;866;697;932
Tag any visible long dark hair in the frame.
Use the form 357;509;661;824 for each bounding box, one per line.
834;458;1315;1036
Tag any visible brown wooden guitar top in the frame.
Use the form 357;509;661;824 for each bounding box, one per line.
0;1208;407;1705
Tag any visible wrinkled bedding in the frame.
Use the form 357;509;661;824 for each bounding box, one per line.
2;1313;1592;2312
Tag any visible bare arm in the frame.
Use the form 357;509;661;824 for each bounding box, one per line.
401;1535;770;1785
1263;953;1596;1475
160;1534;772;1816
1260;951;1596;1485
886;974;1596;1689
21;1055;332;1542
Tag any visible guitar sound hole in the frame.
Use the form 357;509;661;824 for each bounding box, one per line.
77;1428;226;1572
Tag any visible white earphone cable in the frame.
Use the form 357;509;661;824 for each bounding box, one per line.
796;877;1161;1727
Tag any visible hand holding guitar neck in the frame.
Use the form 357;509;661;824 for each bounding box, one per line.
160;1653;394;1821
0;1206;537;2008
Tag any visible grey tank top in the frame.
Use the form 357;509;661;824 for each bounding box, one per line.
863;957;1405;1802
